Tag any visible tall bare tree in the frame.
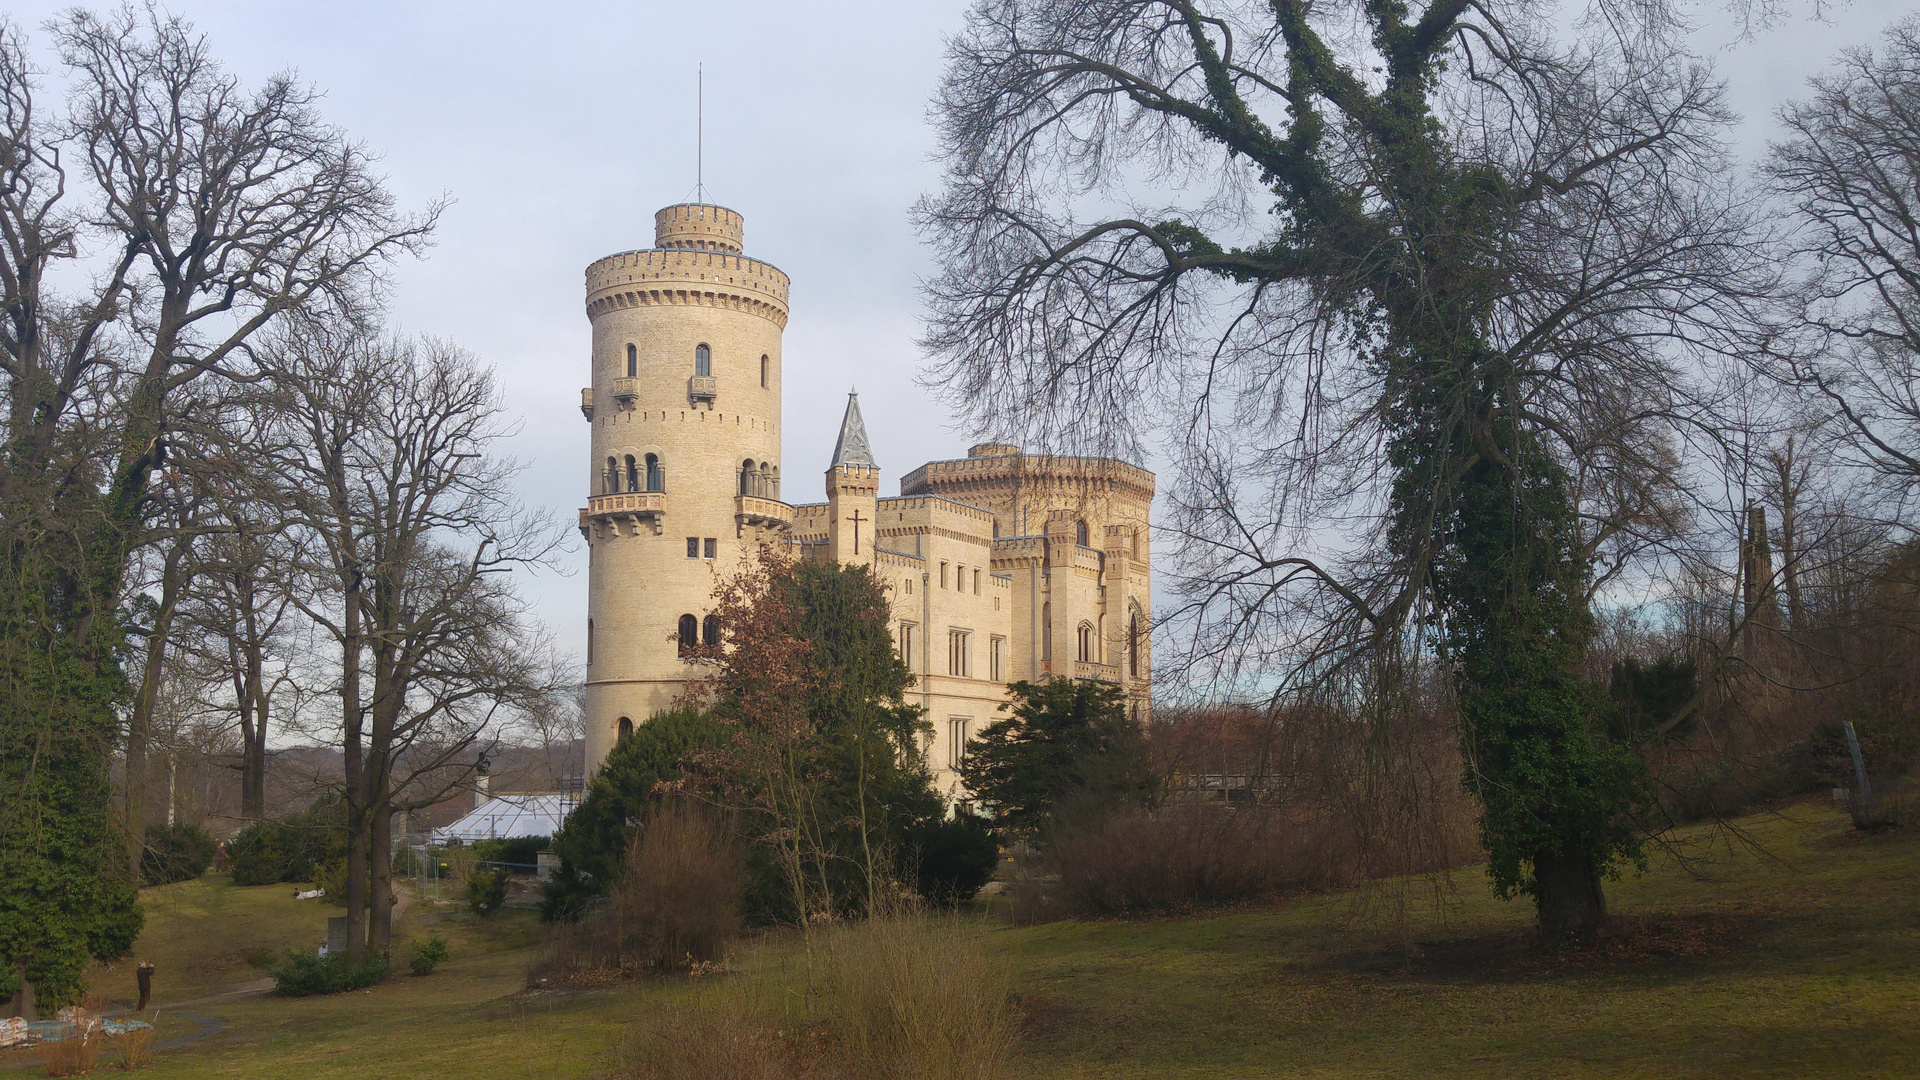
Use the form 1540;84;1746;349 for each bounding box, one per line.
0;6;431;1008
1767;16;1920;515
920;0;1771;936
269;326;561;956
178;490;301;821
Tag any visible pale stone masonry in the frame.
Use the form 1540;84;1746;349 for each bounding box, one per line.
580;203;1153;801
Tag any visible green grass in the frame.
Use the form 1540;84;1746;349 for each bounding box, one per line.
3;804;1914;1078
1005;806;1920;1078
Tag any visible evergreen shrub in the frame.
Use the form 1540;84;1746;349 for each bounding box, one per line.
408;936;450;976
270;950;390;995
227;799;348;886
468;866;510;916
900;811;1000;904
470;835;548;874
140;821;218;886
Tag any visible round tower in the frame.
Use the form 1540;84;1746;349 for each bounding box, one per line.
579;203;792;775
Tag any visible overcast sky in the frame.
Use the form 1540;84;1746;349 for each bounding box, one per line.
6;1;1898;665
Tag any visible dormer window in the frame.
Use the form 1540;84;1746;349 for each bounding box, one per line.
695;343;712;377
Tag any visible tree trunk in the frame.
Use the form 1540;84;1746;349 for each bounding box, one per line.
341;564;369;959
6;966;35;1022
1534;845;1608;940
241;718;266;820
239;639;268;820
125;542;187;879
370;804;394;952
1773;446;1804;633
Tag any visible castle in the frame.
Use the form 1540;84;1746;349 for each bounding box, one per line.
578;203;1154;797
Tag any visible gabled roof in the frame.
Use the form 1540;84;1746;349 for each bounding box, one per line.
431;793;577;844
831;389;876;468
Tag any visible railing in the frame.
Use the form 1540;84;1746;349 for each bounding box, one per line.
688;375;718;403
583;491;665;520
1074;661;1121;683
735;495;793;528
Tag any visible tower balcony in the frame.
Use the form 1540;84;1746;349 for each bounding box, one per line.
688;375;718;405
1073;661;1121;684
609;377;639;404
580;491;666;536
735;495;793;530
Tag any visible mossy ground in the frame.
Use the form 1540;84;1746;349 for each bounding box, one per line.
3;803;1913;1078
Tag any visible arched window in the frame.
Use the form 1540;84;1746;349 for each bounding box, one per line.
760;354;769;387
617;716;633;740
1077;622;1095;663
1075;520;1089;547
1041;602;1051;660
759;462;771;498
694;343;712;377
741;459;757;496
771;465;780;500
645;453;664;492
678;614;698;656
626;343;637;377
624;455;639;493
604;457;619;494
1128;611;1141;677
703;614;720;648
587;619;594;664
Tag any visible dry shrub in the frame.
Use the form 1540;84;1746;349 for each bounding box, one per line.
37;1024;100;1077
1023;804;1334;920
819;914;1016;1080
533;801;744;983
607;915;1016;1080
116;1022;157;1071
614;995;796;1080
1027;693;1477;923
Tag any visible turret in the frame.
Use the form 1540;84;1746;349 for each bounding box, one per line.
826;390;880;567
579;203;791;776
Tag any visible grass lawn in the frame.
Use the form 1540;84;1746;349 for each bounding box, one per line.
3;802;1913;1078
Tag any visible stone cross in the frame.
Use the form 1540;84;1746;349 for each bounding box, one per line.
847;508;867;554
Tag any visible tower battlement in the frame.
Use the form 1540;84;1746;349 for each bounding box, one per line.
584;247;790;328
827;463;881;492
655;202;743;252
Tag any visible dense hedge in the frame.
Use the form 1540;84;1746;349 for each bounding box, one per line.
470;835;548;873
270;950;390;995
227;798;348;886
901;812;1001;905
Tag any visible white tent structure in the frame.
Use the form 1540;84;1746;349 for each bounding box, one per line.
432;792;577;845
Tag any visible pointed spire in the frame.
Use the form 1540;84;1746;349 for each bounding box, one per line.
831;389;876;468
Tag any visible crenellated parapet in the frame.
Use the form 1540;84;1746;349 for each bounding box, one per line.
900;447;1156;504
655;203;745;252
585;247;790;328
